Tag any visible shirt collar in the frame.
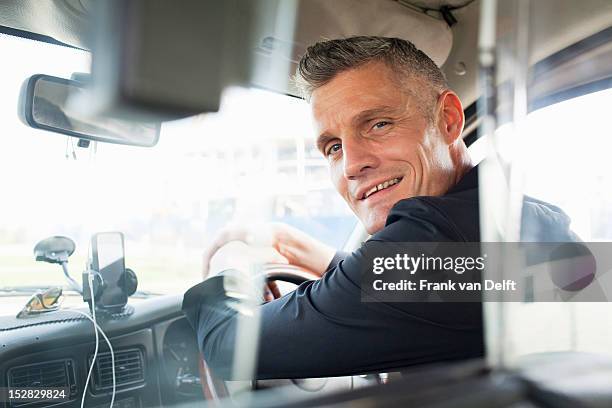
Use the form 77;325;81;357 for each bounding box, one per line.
446;165;478;194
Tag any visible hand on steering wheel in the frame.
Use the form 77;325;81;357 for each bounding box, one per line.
202;222;335;280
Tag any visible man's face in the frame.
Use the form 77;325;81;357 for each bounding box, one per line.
311;61;457;234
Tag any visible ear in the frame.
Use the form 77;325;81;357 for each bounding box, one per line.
436;90;464;144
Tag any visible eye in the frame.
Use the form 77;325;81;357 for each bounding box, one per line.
372;121;390;130
326;143;342;157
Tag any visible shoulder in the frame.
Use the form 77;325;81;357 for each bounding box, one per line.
374;187;480;243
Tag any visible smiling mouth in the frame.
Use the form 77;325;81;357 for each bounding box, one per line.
362;177;403;199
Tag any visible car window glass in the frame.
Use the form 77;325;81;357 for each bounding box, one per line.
487;87;612;358
0;34;355;295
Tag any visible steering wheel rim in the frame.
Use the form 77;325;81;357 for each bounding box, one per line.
258;263;321;285
198;264;319;402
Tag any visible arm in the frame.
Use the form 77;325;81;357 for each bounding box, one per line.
202;223;336;279
183;213;484;380
183;245;483;379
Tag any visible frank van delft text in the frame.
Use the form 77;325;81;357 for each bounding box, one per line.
371;253;517;292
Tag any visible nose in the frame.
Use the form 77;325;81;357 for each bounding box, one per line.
342;136;380;179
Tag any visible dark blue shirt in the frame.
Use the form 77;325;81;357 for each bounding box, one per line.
182;166;575;379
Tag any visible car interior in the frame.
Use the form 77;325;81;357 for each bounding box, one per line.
0;0;611;407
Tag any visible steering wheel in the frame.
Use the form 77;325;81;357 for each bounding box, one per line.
197;264;319;402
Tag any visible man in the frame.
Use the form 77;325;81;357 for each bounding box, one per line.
183;37;576;379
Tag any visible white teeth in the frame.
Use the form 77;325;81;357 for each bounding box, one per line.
363;177;402;199
365;186;377;197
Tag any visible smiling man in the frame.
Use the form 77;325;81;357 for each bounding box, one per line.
183;37;576;380
306;38;472;235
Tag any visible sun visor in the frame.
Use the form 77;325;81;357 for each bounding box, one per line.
251;0;453;96
0;0;90;49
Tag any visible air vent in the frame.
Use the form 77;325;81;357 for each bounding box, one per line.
8;359;76;406
90;348;145;393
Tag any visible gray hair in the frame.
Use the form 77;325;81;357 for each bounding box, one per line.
295;36;448;114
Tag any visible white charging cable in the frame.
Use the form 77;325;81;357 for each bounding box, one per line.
72;272;116;408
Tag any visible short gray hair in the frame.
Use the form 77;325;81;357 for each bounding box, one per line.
295;36;448;112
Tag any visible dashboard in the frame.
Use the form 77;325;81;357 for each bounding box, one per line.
3;293;612;408
0;294;359;408
0;295;202;408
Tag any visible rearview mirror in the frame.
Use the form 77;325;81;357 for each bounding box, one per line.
22;74;160;147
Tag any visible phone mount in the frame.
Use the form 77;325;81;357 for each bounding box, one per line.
83;231;139;314
33;236;82;294
83;268;138;313
33;234;140;314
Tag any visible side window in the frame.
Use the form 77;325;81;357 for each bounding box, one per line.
520;88;612;241
517;88;612;356
481;87;612;360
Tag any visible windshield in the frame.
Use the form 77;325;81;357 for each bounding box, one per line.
0;33;355;295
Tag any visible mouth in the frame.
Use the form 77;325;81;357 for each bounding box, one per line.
361;177;403;200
